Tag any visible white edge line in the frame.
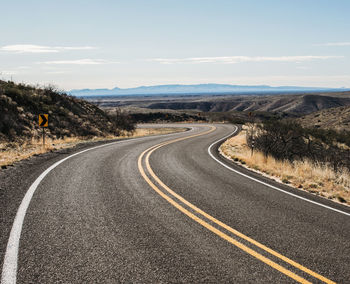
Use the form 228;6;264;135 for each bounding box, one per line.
208;125;350;217
1;126;194;284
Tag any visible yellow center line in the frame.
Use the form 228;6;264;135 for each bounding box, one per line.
137;125;336;284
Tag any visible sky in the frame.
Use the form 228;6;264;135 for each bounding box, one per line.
0;0;350;90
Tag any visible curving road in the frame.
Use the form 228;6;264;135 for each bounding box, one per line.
1;124;349;283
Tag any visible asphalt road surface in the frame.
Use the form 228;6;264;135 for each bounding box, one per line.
1;124;349;283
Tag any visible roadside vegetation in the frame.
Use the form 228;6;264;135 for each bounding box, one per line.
221;120;350;205
0;127;185;169
129;112;207;123
0;80;136;142
0;80;185;168
247;120;350;171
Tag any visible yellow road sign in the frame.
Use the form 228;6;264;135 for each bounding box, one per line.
39;114;48;127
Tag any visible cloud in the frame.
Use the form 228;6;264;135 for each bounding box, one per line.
38;59;113;65
0;44;96;53
150;55;343;64
317;42;350;46
1;45;57;53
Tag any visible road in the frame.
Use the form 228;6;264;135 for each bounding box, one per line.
1;124;349;283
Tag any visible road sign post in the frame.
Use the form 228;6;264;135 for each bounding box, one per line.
38;114;48;147
248;111;255;156
42;127;45;147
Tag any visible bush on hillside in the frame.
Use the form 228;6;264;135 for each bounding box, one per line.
247;120;350;171
0;80;135;141
129;112;206;123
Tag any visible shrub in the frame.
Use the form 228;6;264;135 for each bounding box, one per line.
0;80;135;142
246;120;350;172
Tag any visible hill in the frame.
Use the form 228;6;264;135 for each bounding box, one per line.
69;83;345;97
0;80;133;142
298;105;350;131
92;92;350;116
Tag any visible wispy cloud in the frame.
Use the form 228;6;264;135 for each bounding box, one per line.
39;59;113;65
0;44;96;53
317;42;350;46
150;55;342;64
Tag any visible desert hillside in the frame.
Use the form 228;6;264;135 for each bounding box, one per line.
90;92;350;116
298;105;350;131
0;80;132;142
146;93;350;114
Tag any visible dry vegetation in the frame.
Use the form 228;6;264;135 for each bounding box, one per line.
0;80;136;142
0;127;186;169
220;129;350;205
0;80;188;169
298;105;350;132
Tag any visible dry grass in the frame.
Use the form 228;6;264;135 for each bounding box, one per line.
0;127;186;168
220;130;350;205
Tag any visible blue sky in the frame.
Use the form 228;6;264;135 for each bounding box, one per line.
0;0;349;90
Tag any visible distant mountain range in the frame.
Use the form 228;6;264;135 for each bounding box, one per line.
69;84;348;97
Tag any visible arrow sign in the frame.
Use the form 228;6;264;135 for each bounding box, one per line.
39;114;48;127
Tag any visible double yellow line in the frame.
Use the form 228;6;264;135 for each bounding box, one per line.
137;125;335;284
